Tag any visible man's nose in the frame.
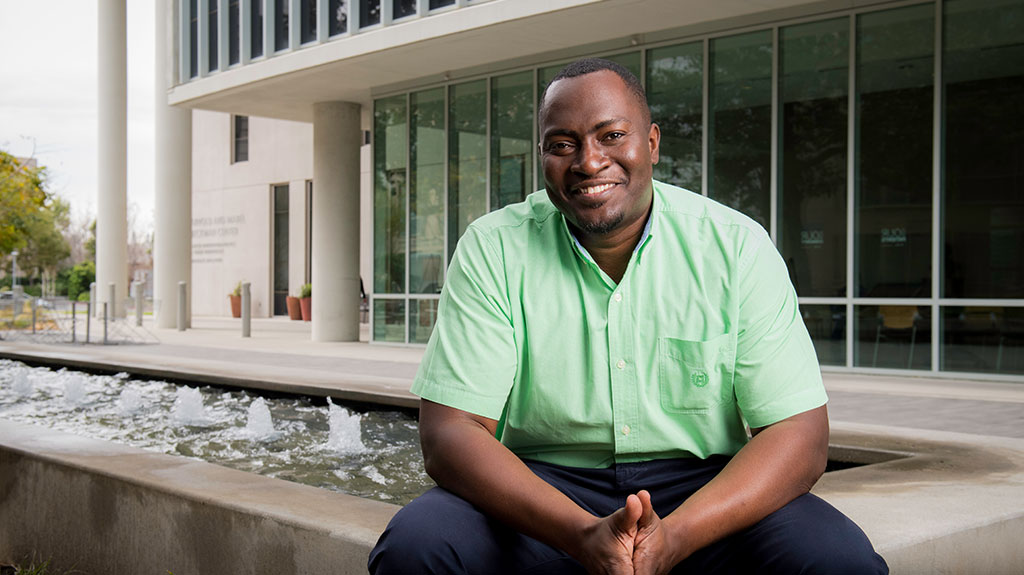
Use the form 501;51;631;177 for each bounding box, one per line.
572;140;610;175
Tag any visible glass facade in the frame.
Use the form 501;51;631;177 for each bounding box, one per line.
709;31;772;231
647;42;703;193
362;1;1023;377
301;0;317;44
251;0;264;58
229;0;240;66
275;0;289;52
208;0;218;72
329;0;348;36
361;0;381;28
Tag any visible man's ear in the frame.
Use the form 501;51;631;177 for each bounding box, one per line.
648;122;661;165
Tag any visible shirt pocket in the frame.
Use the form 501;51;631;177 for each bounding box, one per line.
658;333;733;414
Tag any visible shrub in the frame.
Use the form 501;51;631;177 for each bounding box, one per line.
66;261;95;301
299;283;312;299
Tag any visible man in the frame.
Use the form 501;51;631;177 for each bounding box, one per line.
369;58;886;574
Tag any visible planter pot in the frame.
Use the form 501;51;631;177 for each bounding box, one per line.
229;294;241;318
300;297;312;322
286;296;302;320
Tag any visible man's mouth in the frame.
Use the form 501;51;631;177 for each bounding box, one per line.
577;183;616;195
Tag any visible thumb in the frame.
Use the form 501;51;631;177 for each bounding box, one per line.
609;493;643;537
636;490;657;529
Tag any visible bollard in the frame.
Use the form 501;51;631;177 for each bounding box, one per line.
134;281;143;326
177;281;187;332
90;282;97;318
71;301;77;343
241;282;251;338
103;302;108;344
31;297;36;335
86;302;91;343
108;283;116;320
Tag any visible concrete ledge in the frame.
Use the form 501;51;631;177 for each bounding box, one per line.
2;419;1023;574
0;420;399;574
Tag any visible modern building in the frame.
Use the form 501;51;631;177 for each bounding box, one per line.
138;0;1023;380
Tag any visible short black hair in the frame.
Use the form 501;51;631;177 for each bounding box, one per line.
538;57;651;126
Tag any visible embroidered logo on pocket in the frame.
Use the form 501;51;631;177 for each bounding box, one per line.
691;371;709;388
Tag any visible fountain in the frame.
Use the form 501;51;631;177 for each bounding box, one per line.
0;359;432;504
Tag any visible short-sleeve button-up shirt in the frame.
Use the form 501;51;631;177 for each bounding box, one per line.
411;180;827;469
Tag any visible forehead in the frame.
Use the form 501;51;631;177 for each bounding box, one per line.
541;70;642;131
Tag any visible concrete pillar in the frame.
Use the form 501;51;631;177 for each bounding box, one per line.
96;0;129;318
311;102;361;342
154;0;193;329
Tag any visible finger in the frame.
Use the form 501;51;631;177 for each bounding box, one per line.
636;490;657;528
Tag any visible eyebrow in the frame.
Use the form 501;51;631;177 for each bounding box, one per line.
542;117;633;140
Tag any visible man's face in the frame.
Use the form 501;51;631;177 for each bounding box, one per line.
540;70;660;239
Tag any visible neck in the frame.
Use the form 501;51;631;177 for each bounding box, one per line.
575;207;651;284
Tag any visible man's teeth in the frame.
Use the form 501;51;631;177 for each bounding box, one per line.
580;183;614;195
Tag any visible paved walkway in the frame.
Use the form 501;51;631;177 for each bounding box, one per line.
2;315;1022;438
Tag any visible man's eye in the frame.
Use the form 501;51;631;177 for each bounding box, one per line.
604;132;626;142
547;142;574;153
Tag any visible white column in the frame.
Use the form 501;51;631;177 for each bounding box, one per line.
154;0;193;329
96;0;129;318
312;102;361;341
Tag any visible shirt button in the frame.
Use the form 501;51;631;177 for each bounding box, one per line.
616;360;626;370
613;293;622;302
621;425;631;436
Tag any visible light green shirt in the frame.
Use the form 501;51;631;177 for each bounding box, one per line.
412;180;827;468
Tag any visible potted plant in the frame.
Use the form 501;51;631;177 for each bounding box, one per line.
286;290;302;320
299;283;312;322
229;281;242;318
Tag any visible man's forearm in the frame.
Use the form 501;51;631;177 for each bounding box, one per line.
659;405;829;564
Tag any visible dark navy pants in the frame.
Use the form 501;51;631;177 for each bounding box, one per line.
368;457;888;574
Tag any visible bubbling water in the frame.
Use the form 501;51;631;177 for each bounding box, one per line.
0;360;431;504
326;396;368;454
244;397;278;440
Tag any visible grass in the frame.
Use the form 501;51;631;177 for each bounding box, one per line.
0;555;84;575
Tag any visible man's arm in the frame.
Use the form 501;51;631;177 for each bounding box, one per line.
419;399;646;575
632;405;829;574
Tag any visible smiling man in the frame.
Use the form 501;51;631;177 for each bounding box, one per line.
368;58;887;574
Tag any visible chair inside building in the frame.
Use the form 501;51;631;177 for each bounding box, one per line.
873;305;921;369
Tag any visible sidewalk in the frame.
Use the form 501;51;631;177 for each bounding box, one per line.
1;315;1022;437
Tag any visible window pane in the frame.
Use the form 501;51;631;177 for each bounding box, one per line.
491;71;534;210
779;18;849;297
374;95;407;294
709;31;772;230
800;304;846;366
273;185;289;316
275;0;289;51
301;0;317;43
373;299;406;342
943;306;1024;375
329;0;348;35
234;115;249;162
208;0;218;71
604;52;642;79
855;5;933;298
647;42;702;193
854;305;931;370
448;80;488;262
229;0;240;65
394;0;417;19
429;0;455;9
250;0;264;58
410;88;445;294
361;0;381;27
190;0;199;77
943;0;1024;299
409;299;439;344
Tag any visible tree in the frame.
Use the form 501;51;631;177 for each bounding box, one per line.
0;149;72;295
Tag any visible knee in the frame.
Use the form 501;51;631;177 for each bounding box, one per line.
765;495;889;575
367;489;477;575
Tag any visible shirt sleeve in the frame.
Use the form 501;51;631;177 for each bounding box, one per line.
732;231;828;429
410;226;518;421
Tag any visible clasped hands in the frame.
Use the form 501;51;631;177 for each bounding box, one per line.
575;490;684;575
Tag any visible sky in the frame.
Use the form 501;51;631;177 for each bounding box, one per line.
0;0;156;231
